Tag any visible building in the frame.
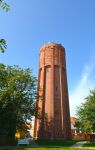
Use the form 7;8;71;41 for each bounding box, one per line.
34;42;71;139
70;117;77;134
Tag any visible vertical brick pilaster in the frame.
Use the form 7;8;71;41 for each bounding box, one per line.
34;42;71;139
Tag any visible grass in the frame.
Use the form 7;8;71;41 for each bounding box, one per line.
0;148;93;150
0;139;92;150
83;141;95;147
35;139;80;146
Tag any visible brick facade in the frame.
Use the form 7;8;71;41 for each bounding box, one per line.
34;42;71;139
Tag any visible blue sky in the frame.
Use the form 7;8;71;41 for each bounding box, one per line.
0;0;95;116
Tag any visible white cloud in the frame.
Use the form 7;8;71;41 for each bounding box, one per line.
69;62;95;117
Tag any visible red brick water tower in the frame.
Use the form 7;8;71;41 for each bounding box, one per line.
34;42;71;139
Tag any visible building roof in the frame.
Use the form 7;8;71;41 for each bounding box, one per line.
40;42;65;50
70;117;77;122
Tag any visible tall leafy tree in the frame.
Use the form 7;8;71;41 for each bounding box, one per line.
0;64;37;144
76;89;95;133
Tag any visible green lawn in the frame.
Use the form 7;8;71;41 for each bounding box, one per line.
83;141;95;147
35;139;81;146
0;148;94;150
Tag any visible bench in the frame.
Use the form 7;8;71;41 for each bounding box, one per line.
18;139;29;146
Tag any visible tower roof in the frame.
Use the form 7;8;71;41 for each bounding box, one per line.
40;42;65;50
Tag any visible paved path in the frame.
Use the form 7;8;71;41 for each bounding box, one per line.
71;141;87;148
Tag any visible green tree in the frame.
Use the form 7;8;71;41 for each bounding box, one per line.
0;39;7;53
76;89;95;133
0;0;9;12
0;0;10;53
74;120;82;133
0;64;37;145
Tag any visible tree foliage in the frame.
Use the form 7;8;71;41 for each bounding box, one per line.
76;89;95;133
0;64;37;141
0;0;9;12
0;0;9;53
0;39;7;53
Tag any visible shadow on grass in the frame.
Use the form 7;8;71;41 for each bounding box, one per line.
0;148;93;150
35;139;80;146
0;140;89;150
83;141;95;147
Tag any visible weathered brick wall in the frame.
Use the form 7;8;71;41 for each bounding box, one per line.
34;42;71;139
72;133;90;140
